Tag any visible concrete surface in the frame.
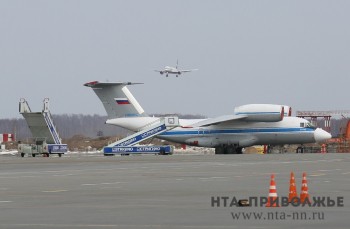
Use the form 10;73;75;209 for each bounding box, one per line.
0;153;349;228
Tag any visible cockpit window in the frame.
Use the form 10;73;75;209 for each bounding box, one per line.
306;122;316;129
300;122;316;129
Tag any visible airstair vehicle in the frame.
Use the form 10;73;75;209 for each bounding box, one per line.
103;116;179;155
18;98;67;157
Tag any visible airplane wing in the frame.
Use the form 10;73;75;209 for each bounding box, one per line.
189;115;247;127
179;69;198;73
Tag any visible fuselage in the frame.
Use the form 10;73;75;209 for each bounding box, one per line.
105;116;329;148
85;81;331;153
163;66;181;74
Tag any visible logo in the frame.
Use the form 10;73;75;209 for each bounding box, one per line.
210;172;345;222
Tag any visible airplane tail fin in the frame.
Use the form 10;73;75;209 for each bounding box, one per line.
84;81;148;119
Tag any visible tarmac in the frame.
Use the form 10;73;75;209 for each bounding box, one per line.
0;152;349;229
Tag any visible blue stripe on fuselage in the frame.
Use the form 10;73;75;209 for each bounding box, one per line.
159;127;314;136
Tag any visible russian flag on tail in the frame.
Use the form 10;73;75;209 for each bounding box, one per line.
115;98;130;105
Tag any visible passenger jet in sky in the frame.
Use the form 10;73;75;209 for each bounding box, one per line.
154;60;198;77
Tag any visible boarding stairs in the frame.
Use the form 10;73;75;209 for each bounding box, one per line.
106;116;179;147
19;98;62;144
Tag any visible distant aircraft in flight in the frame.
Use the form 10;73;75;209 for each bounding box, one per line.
154;60;198;77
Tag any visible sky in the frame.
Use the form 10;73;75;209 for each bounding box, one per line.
1;0;350;119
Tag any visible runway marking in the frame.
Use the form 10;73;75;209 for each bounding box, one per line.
199;176;228;180
0;201;12;203
42;190;68;193
310;173;326;177
100;182;122;185
82;182;123;186
4;224;238;228
341;172;350;175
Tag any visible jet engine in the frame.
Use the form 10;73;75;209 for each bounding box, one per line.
283;105;292;116
234;104;285;122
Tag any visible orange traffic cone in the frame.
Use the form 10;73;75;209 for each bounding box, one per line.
300;172;311;204
266;174;279;207
288;172;298;203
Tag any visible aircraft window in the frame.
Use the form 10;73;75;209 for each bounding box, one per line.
306;122;316;129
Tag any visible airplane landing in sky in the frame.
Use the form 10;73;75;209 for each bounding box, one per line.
154;60;198;77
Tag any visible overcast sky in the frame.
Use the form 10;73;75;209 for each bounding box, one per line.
1;0;349;119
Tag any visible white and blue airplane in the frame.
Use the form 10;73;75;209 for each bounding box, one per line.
154;60;198;77
84;81;331;154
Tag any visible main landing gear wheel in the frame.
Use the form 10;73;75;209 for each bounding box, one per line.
235;147;243;154
215;147;224;154
296;146;304;153
215;146;243;154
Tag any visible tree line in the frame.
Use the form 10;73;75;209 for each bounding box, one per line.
0;113;208;141
0;114;127;141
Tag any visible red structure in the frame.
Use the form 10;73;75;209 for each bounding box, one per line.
296;110;350;133
0;133;15;143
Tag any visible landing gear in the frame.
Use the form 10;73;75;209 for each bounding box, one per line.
236;147;243;154
215;145;244;154
266;145;272;154
296;146;304;153
215;147;225;154
226;145;235;154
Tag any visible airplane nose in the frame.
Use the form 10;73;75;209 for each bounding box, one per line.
314;128;332;142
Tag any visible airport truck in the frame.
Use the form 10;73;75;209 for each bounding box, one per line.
103;145;174;156
18;138;67;157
